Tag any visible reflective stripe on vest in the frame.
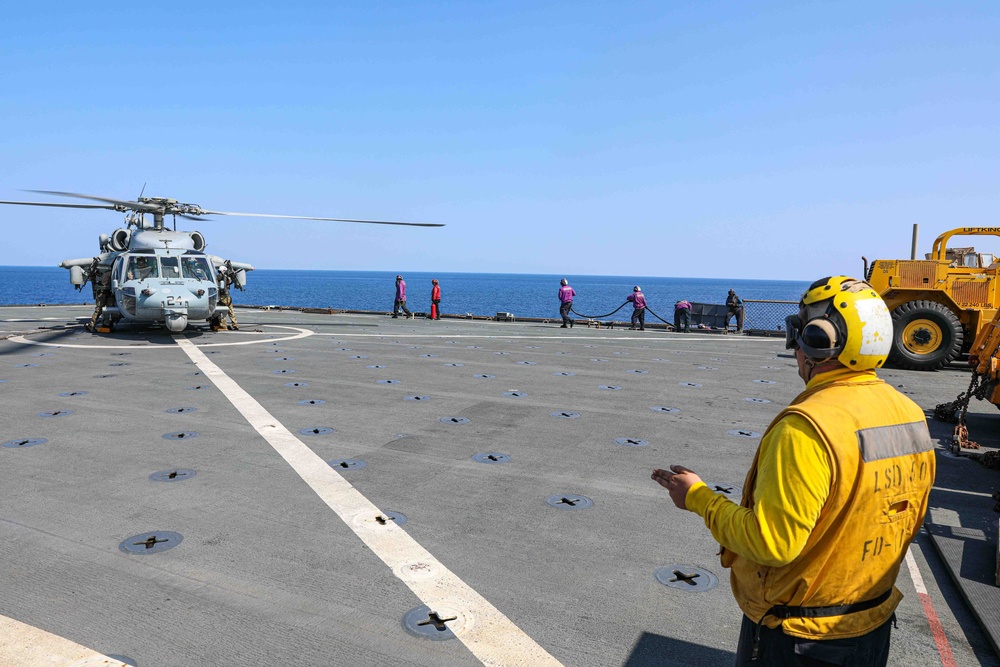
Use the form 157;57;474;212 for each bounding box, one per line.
858;422;934;462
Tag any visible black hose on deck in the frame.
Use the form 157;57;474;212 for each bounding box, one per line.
643;306;675;329
569;301;629;319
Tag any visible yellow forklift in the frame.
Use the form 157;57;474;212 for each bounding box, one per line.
866;227;1000;370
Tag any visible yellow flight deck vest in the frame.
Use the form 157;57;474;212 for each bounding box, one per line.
725;372;935;639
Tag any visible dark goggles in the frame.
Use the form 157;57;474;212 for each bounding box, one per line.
784;314;803;350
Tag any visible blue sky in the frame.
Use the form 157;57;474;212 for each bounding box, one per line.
1;1;998;280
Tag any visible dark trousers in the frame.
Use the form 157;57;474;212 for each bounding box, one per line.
631;308;645;329
728;307;745;331
393;299;411;317
674;308;690;331
734;614;893;667
560;301;572;325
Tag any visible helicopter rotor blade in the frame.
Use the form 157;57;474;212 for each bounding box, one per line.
0;200;120;211
25;190;161;212
4;190;444;227
199;210;444;227
178;214;212;221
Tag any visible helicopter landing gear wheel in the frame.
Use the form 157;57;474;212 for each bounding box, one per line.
888;300;963;371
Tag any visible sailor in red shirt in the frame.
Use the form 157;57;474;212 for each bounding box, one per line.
430;279;441;320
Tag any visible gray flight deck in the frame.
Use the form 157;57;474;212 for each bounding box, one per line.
2;304;999;666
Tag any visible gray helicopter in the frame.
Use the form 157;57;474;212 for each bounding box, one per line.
0;190;442;332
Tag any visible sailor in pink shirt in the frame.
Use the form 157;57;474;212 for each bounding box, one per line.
393;275;412;318
627;286;647;330
674;299;692;332
558;279;576;328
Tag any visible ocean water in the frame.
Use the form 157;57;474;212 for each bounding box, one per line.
0;266;809;323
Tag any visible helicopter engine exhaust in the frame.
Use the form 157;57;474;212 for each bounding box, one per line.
190;231;206;252
109;229;131;251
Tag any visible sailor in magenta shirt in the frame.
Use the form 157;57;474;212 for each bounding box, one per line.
558;279;575;328
674;299;692;332
393;275;412;318
627;286;647;330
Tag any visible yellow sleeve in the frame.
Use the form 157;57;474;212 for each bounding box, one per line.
685;414;832;567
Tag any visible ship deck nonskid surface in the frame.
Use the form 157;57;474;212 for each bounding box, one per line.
1;305;998;666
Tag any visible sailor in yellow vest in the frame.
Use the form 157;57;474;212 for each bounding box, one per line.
653;276;935;666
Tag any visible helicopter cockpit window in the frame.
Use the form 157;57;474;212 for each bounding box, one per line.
161;257;182;279
126;256;160;281
182;257;212;281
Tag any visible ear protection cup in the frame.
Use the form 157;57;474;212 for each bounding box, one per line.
795;313;845;362
801;319;839;353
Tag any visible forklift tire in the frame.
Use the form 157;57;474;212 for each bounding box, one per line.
888;300;963;371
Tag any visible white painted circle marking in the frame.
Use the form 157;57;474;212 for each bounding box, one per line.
9;325;313;350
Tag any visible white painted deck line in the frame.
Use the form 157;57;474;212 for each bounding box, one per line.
0;614;127;667
174;335;563;667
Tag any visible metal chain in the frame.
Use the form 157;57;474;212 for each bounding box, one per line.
934;371;987;450
981;451;1000;471
933;372;980;424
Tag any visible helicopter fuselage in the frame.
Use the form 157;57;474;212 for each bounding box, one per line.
108;247;219;332
61;226;251;332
